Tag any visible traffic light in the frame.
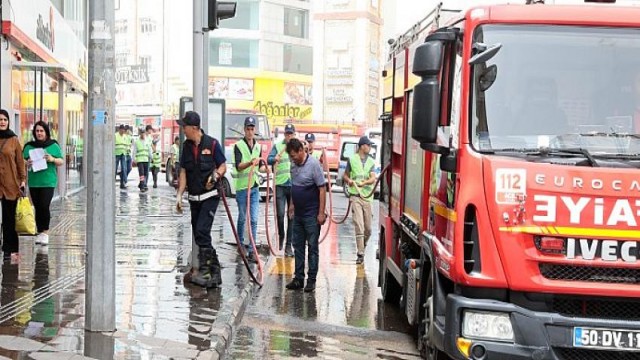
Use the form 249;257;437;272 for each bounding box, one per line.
207;0;237;30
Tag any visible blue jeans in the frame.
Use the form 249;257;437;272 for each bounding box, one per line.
116;154;128;186
236;186;259;253
127;155;132;175
275;185;293;249
292;215;320;282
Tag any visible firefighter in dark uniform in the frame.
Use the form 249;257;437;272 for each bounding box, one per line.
175;111;227;288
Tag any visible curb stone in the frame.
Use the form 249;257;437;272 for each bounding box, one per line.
208;256;272;359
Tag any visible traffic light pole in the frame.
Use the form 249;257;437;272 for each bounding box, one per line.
86;0;116;331
191;0;208;270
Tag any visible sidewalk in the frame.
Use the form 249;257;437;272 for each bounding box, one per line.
0;177;266;360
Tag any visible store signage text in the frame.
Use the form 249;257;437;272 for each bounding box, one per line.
254;101;312;120
115;65;149;84
36;8;55;52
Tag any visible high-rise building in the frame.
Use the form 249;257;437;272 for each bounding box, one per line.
210;0;314;129
115;0;314;135
312;0;383;126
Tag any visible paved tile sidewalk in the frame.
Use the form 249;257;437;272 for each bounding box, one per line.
0;179;267;359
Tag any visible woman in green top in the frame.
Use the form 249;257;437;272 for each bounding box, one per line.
23;121;64;245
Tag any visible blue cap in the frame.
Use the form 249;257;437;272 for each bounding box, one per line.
244;116;257;127
177;111;200;127
304;133;315;142
284;124;296;134
358;135;373;147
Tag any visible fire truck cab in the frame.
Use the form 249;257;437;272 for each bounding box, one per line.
379;1;640;359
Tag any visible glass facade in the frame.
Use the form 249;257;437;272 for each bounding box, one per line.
284;7;309;39
219;0;260;30
11;69;85;194
210;38;259;68
283;44;313;75
64;89;85;192
63;0;88;43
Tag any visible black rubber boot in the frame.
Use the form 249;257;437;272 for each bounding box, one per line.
209;249;222;286
191;248;221;288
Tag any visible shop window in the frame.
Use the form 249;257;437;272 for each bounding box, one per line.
140;18;157;34
139;56;152;70
115;19;128;34
283;44;312;75
284;8;309;39
209;38;258;68
116;52;128;67
219;0;259;31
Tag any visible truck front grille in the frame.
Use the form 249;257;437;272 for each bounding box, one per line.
539;264;640;284
553;297;640;322
555;348;639;360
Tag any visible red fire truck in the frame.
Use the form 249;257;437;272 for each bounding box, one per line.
379;1;640;359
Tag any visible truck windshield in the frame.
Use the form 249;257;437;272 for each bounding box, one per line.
471;24;640;156
226;114;269;139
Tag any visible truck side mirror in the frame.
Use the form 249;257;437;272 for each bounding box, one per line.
411;41;443;146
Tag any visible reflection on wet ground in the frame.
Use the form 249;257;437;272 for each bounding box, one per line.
226;193;421;359
0;174;419;359
0;174;258;359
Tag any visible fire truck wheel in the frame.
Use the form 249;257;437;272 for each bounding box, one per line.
418;266;450;360
380;235;402;304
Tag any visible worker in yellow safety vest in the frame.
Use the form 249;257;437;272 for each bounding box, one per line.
132;128;152;192
343;136;376;265
233;116;267;259
115;124;129;189
150;140;162;188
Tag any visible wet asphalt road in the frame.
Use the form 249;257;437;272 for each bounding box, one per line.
0;170;419;359
225;192;421;359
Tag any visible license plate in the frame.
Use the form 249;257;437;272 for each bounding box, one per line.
574;327;640;351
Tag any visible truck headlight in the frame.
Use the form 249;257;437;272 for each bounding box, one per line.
462;311;514;341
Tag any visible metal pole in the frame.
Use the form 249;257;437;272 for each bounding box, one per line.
191;0;206;271
39;69;44;122
86;0;116;332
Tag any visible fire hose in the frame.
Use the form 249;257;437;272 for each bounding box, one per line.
218;158;275;287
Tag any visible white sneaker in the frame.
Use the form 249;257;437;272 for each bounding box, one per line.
37;233;49;245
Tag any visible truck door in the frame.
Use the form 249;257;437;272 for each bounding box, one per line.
427;35;463;256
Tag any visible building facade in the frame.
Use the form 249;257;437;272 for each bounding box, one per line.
1;0;88;195
312;0;383;126
210;0;314;128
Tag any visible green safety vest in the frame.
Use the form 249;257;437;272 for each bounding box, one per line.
172;143;180;161
151;151;162;167
135;138;150;162
76;138;84;157
274;142;291;185
232;140;261;191
348;153;375;201
115;133;128;156
311;150;321;160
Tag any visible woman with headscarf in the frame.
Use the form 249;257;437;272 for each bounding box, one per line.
23;121;63;245
0;109;26;260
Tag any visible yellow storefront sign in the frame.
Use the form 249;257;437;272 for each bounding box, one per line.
208;68;313;127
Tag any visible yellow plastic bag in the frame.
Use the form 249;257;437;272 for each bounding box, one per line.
15;196;36;235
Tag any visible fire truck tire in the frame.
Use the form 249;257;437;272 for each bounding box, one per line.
418;263;451;360
380;236;402;304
